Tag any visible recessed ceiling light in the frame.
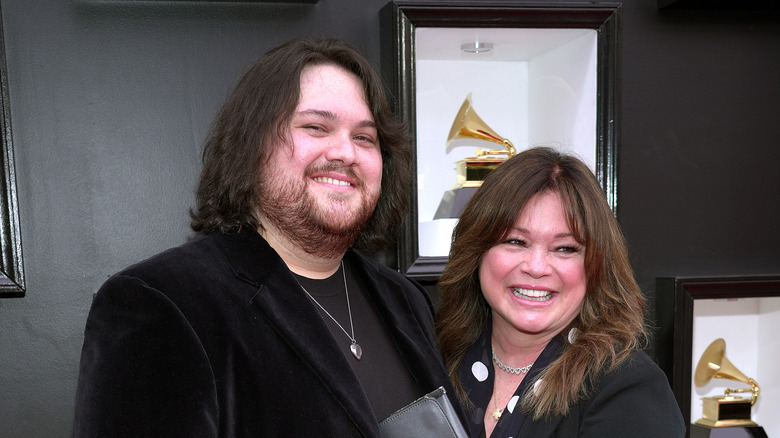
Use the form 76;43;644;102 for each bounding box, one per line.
460;42;494;53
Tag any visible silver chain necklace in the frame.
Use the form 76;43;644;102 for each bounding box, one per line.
298;261;362;360
491;345;533;375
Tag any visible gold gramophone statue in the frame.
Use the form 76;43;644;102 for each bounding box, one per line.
446;93;515;189
433;94;515;219
693;338;760;428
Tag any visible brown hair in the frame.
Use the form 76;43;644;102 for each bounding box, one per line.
435;146;648;419
189;38;410;252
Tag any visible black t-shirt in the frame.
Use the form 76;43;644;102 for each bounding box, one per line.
294;258;419;422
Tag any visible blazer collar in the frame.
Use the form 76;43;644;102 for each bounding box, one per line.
211;228;379;436
209;227;292;287
514;337;567;437
356;260;443;392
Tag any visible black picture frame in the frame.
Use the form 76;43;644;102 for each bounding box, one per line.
0;1;24;297
658;0;780;10
655;275;780;435
93;0;319;3
382;1;621;280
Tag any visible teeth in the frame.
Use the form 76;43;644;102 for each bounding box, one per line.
313;177;351;186
513;288;552;302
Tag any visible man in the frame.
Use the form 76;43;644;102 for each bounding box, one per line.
73;38;461;437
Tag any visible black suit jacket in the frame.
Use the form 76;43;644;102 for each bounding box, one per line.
74;228;461;437
518;350;685;437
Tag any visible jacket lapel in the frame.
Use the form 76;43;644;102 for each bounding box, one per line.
355;256;442;392
213;229;378;436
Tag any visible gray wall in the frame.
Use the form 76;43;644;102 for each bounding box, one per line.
0;0;778;436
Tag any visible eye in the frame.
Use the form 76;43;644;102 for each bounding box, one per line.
503;238;527;247
555;245;583;254
353;134;377;146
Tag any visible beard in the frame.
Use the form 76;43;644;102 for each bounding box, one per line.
258;162;379;259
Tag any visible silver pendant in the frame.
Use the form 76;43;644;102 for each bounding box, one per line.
350;342;362;360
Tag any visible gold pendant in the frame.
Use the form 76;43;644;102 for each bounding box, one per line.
492;408;503;421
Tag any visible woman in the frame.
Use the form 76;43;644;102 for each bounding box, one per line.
436;147;685;437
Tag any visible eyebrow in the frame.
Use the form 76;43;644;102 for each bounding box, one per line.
295;109;376;129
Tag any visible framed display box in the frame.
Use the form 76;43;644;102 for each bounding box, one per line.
658;0;779;10
655;276;780;437
0;1;24;297
382;1;621;280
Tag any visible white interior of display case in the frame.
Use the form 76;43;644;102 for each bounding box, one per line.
414;27;597;257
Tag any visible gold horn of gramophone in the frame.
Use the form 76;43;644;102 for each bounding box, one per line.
444;94;515;189
693;338;760;428
446;93;516;158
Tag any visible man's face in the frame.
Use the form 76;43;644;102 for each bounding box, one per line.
258;64;383;257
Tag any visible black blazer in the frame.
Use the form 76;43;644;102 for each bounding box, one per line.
74;229;461;437
518;350;685;437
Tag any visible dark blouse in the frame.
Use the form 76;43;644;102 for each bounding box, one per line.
458;328;564;438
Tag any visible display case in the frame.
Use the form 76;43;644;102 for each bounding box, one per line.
382;1;621;279
655;276;780;437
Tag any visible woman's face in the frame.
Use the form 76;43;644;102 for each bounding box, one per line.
479;190;587;341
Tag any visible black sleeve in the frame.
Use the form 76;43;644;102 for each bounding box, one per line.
73;275;219;437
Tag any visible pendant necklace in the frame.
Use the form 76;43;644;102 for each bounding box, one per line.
492;376;503;421
299;261;362;360
491;345;534;421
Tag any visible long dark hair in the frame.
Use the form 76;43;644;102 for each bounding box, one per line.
189;38;410;252
436;147;648;419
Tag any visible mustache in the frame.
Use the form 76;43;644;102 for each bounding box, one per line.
304;163;362;187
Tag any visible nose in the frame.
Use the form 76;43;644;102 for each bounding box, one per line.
325;133;357;165
520;247;551;278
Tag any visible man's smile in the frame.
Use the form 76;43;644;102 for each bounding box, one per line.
313;176;352;186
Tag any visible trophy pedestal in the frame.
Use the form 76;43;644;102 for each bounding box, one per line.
434;187;478;219
690;424;768;438
433;157;503;219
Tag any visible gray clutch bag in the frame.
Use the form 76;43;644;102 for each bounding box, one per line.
379;386;468;438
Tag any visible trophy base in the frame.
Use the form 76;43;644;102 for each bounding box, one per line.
695;419;758;428
690;423;767;438
455;157;504;188
433;187;478;219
